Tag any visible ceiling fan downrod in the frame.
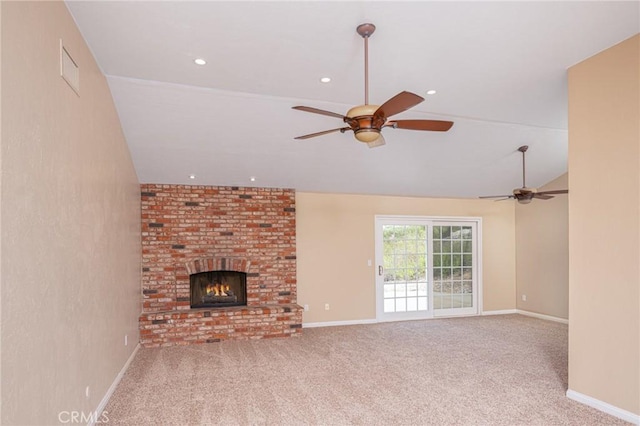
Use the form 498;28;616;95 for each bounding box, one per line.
519;145;528;188
357;23;376;105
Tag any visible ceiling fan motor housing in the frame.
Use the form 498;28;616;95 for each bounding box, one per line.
513;188;535;204
346;104;386;143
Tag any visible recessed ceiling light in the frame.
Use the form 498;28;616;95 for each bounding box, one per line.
189;174;196;179
194;58;206;66
320;77;331;83
250;176;256;182
426;89;437;95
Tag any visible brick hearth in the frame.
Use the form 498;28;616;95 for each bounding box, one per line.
139;184;302;347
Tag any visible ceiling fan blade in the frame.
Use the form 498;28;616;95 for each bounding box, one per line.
374;91;424;119
532;193;554;200
390;119;454;132
536;189;569;195
366;133;386;149
294;127;350;140
479;195;514;199
292;106;346;120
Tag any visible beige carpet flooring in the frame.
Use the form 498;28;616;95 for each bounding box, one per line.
105;315;628;425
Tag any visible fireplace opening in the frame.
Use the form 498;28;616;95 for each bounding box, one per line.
190;271;247;309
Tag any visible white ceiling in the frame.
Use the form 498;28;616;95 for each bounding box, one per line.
66;1;639;198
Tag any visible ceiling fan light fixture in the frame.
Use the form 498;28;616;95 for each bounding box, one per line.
354;129;381;143
517;197;533;204
347;104;384;143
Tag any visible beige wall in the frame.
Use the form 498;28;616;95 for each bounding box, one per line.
0;2;3;422
516;173;569;319
568;34;639;415
296;192;516;323
1;2;141;424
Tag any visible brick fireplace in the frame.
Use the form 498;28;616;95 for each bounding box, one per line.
138;184;302;347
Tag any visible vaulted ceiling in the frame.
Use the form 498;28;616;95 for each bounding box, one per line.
66;1;639;198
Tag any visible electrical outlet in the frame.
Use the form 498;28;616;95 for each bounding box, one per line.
367;259;372;266
125;335;128;346
304;304;309;311
522;294;527;302
325;303;330;310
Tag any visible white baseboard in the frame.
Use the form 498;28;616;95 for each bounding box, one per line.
482;309;517;316
303;318;377;328
90;344;140;426
516;309;569;324
304;311;568;327
567;389;639;424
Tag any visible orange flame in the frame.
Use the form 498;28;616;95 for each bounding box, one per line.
205;283;230;297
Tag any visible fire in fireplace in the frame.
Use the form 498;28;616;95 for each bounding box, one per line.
190;271;247;309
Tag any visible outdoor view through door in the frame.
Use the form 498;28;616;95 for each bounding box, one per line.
375;216;480;321
381;224;429;314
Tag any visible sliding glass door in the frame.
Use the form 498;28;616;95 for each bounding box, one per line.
375;216;480;321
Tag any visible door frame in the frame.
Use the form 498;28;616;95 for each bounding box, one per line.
375;215;483;322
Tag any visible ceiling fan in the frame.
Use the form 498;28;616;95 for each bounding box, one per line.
292;23;454;148
479;145;568;204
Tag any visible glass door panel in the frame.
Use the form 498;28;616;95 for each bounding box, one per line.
380;223;429;320
432;223;477;317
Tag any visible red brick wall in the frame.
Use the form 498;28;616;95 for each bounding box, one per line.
139;184;302;347
139;306;302;347
140;184;297;313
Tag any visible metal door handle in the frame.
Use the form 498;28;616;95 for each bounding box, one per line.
378;265;384;276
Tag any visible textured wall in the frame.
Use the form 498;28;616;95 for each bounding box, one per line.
1;2;141;424
0;2;4;422
296;192;516;323
568;34;639;415
516;173;569;319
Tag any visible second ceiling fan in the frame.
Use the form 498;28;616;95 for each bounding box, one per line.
479;145;569;204
292;23;454;148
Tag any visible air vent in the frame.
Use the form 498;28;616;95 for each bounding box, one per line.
60;39;79;95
